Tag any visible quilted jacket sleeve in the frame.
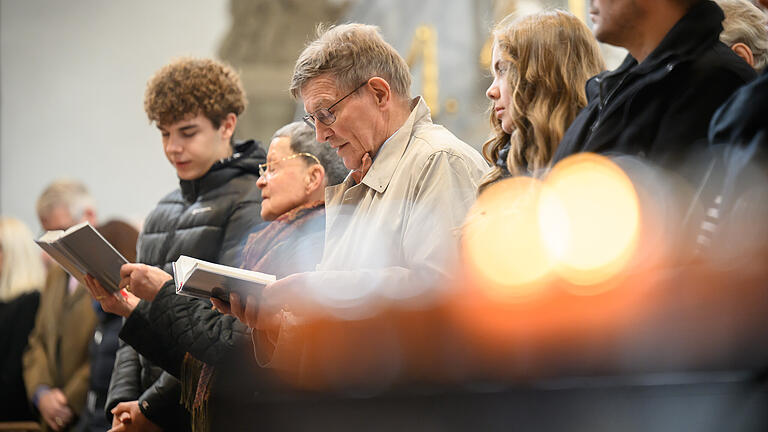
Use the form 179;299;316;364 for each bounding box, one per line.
138;372;190;430
119;281;249;373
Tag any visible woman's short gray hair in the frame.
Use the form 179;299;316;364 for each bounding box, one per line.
271;121;348;186
718;0;768;72
290;23;412;99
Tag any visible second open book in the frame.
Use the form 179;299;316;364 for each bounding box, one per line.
172;255;276;303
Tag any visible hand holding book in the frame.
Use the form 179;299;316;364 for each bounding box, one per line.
84;274;140;318
118;263;172;302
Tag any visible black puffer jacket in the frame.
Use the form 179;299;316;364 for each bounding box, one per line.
106;140;266;430
552;0;755;176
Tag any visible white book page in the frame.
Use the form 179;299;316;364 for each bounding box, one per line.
175;255;275;284
174;255;199;285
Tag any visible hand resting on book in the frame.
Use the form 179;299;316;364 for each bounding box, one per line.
212;272;313;331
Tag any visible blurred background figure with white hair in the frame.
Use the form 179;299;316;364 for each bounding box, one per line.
23;180;98;432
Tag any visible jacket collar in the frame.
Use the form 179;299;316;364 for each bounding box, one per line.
179;139;264;202
590;0;724;112
633;0;724;73
360;97;431;194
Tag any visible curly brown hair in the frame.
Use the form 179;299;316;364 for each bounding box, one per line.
144;57;247;128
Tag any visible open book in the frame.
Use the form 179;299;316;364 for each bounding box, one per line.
172;255;276;303
35;221;128;292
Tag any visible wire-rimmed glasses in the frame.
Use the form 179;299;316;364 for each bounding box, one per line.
302;81;368;129
258;152;321;178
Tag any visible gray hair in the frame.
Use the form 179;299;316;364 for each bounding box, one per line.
717;0;768;72
36;179;95;221
290;23;412;99
272;121;348;186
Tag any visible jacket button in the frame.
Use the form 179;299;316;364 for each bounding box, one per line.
665;63;674;71
141;400;150;410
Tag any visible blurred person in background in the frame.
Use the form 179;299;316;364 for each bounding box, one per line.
23;179;98;431
708;0;768;264
105;57;265;432
717;0;768;72
0;217;46;422
481;9;605;190
78;220;139;432
86;121;347;431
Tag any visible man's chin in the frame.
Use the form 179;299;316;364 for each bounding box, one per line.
341;157;360;171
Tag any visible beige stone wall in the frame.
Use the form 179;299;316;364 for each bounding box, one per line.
219;0;350;144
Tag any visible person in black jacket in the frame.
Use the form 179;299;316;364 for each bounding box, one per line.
86;121;347;431
0;217;46;423
551;0;756;178
103;57;265;432
706;41;768;263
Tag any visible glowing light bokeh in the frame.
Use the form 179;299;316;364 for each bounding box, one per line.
541;154;640;288
462;177;553;299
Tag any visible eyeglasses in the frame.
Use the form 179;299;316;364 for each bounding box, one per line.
302;81;368;130
258;152;321;177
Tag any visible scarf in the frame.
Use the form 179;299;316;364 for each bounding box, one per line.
181;201;325;432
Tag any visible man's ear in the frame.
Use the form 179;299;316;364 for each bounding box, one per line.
731;43;755;68
306;164;326;193
219;112;238;142
367;77;391;108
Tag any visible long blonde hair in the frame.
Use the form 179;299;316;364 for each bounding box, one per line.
480;10;605;190
0;217;45;301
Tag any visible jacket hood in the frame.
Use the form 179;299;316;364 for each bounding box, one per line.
179;139;265;202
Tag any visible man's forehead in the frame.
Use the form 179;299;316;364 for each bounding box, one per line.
301;75;341;111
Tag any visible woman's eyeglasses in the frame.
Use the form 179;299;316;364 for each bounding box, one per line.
258;152;321;177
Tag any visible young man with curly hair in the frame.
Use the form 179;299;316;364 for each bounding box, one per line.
103;57;265;432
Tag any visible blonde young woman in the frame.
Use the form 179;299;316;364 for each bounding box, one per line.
481;10;605;190
0;217;45;422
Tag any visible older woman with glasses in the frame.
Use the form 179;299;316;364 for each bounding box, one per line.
84;121;347;431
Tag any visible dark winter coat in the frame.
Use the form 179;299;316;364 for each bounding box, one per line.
119;203;326;431
79;304;122;432
705;69;768;255
552;0;756;176
709;70;768;211
0;291;40;421
105;140;265;430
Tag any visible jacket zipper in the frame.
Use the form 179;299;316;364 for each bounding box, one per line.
583;61;676;146
587;72;631;140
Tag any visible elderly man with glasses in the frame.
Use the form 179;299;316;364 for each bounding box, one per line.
216;23;488;387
